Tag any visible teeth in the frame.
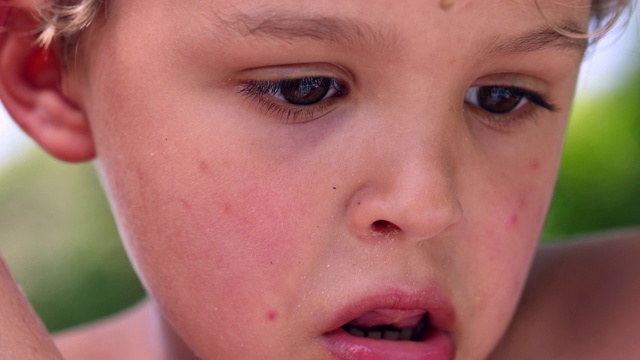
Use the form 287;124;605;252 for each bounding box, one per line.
399;328;413;341
343;314;430;342
383;330;400;340
348;327;365;337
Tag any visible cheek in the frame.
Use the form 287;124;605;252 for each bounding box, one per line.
108;150;314;284
452;150;560;351
473;126;564;274
97;144;325;349
179;176;310;272
488;191;547;289
487;162;554;290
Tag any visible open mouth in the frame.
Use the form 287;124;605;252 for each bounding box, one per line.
341;313;430;341
322;292;455;359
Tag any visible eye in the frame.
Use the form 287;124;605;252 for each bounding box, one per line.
464;85;558;130
239;76;348;123
465;86;532;114
277;77;336;105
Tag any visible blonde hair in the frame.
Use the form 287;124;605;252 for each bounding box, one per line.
35;0;103;52
35;0;634;51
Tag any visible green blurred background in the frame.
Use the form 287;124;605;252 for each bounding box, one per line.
0;25;639;334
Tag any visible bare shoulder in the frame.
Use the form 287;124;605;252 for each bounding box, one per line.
54;300;162;360
490;228;640;360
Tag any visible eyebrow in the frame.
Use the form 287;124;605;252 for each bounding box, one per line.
217;12;586;56
482;22;588;56
220;13;399;50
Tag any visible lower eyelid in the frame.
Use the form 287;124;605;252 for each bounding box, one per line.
252;95;328;123
465;100;546;132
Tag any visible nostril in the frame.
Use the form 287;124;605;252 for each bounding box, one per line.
371;220;401;234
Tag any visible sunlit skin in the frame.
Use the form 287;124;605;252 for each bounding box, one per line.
0;0;598;359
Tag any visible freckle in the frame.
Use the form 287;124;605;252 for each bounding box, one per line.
333;187;337;190
266;310;278;321
529;160;540;170
357;202;361;205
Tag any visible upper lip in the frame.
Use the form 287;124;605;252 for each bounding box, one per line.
323;285;456;335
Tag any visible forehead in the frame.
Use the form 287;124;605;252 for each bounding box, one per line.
103;0;592;47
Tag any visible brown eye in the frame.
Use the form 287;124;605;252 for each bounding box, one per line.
466;86;526;114
239;75;349;122
280;77;333;105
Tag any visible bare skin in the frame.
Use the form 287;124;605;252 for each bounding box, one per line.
0;257;63;359
0;0;637;359
490;229;640;359
53;302;161;360
50;230;640;359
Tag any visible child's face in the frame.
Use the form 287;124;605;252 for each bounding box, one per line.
71;0;588;358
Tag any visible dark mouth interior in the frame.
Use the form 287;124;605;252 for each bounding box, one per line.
341;314;429;342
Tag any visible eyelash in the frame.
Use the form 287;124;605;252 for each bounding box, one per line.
238;77;348;123
464;86;558;131
238;77;557;129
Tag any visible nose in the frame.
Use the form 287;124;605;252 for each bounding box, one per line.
347;126;462;243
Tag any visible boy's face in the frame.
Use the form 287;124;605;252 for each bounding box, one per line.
72;0;587;358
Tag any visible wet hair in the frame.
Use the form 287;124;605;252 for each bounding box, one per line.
34;0;635;53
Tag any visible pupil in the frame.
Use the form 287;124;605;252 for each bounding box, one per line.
478;87;522;114
281;77;331;105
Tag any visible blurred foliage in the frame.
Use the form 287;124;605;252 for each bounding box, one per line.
0;153;144;332
543;63;640;239
0;47;638;334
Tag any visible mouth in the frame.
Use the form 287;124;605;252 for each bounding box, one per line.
341;309;430;342
322;292;455;360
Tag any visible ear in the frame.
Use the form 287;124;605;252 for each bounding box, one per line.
0;4;95;162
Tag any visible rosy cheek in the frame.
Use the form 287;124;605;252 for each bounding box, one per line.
505;197;527;230
221;198;297;268
503;158;549;232
504;194;546;234
171;158;313;280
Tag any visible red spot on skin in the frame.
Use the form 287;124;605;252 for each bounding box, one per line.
198;160;210;173
179;199;192;211
223;202;232;214
448;56;456;65
508;214;518;226
518;197;527;209
267;310;278;321
529;160;540;171
135;165;147;182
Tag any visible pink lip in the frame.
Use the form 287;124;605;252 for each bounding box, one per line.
322;287;456;360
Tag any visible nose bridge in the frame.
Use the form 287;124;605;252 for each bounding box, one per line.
347;103;462;242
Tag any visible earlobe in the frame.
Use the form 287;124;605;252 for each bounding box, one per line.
0;8;95;162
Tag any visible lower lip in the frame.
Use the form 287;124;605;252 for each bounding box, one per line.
323;328;454;360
